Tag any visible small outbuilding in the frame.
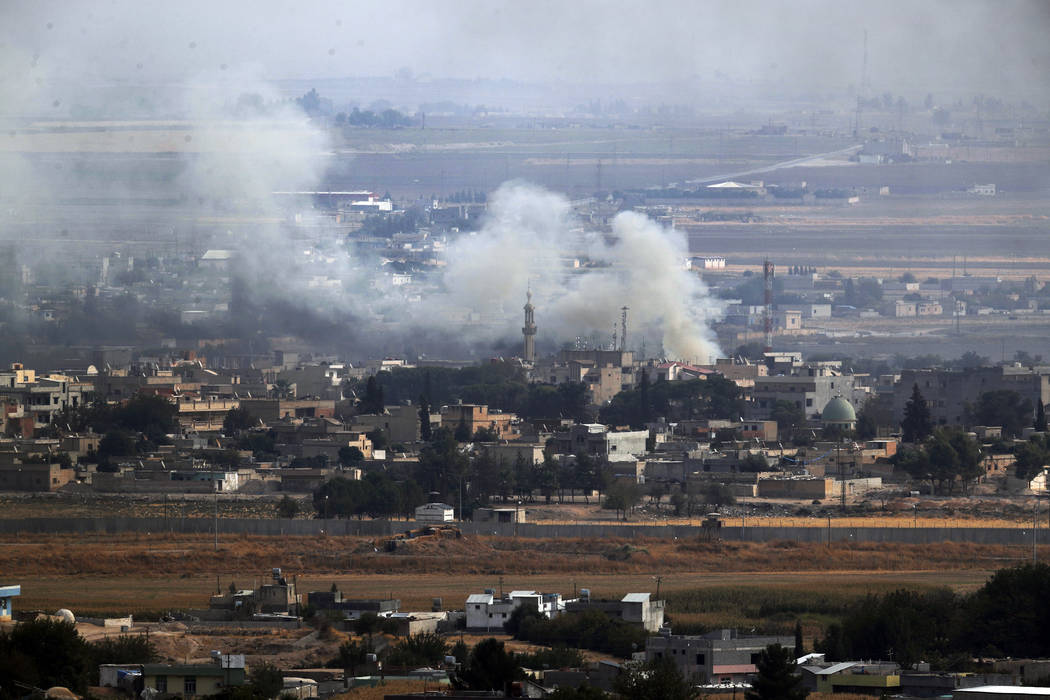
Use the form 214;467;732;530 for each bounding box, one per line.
415;502;455;523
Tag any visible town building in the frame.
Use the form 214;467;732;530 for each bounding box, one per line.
440;404;518;440
466;590;565;631
352;402;439;444
0;584;19;620
415;503;454;523
564;592;665;632
799;661;901;695
646;629;794;684
894;365;1050;427
548;424;648;459
138;657;247;699
752;367;858;421
0;364;87;435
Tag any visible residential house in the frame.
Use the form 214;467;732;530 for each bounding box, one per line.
548;424;648;459
440;404;518;440
564;592;665;632
647;629;793;684
466;590;565;632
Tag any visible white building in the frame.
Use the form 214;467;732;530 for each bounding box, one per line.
465;590;566;631
415;503;454;523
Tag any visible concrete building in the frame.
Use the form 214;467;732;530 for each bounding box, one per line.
0;584;19;620
139;658;247;699
415;502;454;523
474;507;526;524
466;590;565;632
646;629;794;684
800;661;901;695
548;424;648;459
0;461;76;492
757;477;833;499
564;592;665;632
477;442;545;467
0;364;86;435
305;591;399;619
353;403;439;444
752;369;857;421
441;404;518;440
775;309;803;331
894;365;1050;427
238;398;336;423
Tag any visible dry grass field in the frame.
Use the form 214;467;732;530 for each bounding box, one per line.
2;531;1015;616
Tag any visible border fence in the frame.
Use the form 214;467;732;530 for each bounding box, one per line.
0;516;1043;546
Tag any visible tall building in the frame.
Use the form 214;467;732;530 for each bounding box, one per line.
522;289;537;365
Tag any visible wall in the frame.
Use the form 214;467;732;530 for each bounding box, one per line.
0;516;1045;546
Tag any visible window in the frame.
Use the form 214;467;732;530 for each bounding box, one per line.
806;398;813;407
475;605;481;610
184;676;196;695
155;677;167;693
696;653;705;665
751;653;761;664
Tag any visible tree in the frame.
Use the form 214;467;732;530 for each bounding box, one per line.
745;643;808;700
1036;402;1047;433
972;390;1033;438
549;684;608;699
636;370;652;426
0;618;92;694
97;429;138;468
360;376;385;414
248;662;284;699
604;480;643;520
739;453;770;473
1014;434;1050;481
89;635;158;683
338;446;365;467
967;563;1050;658
419;396;433;441
614;658;697;700
386;632;448;668
222;407;254;436
457;638;524;691
703;482;736;507
354;611;382;637
794;621;805;659
276;495;300;519
898;427;982;495
771;400;807;441
337;639;372;677
901;384;933;443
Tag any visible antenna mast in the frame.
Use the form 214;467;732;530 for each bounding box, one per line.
763;259;775;352
620;306;629;352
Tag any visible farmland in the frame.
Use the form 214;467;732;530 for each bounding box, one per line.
2;531;1011;621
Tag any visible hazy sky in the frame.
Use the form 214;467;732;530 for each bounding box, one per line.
2;0;1049;100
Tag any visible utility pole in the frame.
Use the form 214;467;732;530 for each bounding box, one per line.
620;306;629;352
214;484;219;551
763;259;775;353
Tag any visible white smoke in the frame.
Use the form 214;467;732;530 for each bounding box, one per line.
422;182;723;363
